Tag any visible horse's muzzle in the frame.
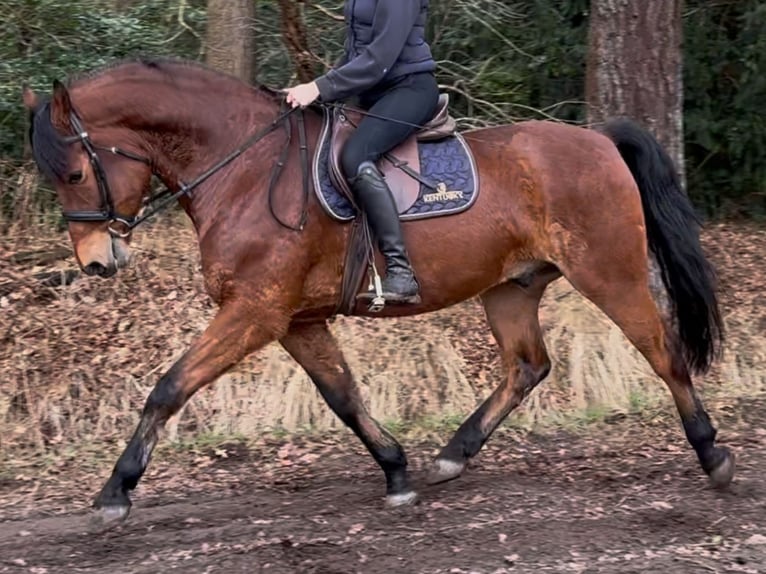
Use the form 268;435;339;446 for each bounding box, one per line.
74;229;131;278
83;261;118;278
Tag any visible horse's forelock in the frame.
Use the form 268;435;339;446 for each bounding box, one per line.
30;101;73;183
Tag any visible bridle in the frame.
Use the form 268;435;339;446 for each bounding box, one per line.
60;102;307;238
62;109;154;238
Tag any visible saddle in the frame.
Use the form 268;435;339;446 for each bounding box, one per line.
310;94;477;317
327;93;457;212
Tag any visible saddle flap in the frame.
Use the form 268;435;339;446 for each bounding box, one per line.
328;107;354;197
379;139;421;212
328;106;422;215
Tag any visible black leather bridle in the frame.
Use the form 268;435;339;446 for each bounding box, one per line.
61;102;308;238
62;109;155;237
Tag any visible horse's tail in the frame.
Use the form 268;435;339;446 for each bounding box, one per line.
601;118;724;375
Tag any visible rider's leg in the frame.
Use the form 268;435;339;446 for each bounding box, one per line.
341;72;439;303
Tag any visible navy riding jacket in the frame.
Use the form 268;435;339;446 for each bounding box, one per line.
315;0;436;102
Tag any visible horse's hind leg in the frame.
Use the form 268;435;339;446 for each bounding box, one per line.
428;274;554;485
562;258;735;488
279;321;416;506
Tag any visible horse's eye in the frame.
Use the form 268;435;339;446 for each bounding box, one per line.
67;171;83;185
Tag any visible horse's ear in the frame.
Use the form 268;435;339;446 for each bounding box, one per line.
50;79;73;127
22;84;39;110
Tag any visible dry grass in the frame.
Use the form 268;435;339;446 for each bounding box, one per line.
2;208;765;463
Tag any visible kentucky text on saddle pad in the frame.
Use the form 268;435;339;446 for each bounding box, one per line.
312;94;480;222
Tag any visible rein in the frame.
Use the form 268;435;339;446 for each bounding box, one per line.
63;97;437;238
321;101;433;131
63;103;307;237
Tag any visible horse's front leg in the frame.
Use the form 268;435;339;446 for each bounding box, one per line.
91;299;287;529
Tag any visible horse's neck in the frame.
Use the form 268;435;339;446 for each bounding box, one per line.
75;71;280;189
71;69;286;237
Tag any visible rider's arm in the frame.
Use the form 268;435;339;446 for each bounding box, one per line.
315;0;421;102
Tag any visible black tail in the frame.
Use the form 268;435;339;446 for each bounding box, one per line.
601;118;724;375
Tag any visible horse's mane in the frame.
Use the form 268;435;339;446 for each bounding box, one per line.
30;56;284;182
65;55;284;101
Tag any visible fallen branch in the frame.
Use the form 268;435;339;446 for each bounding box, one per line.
10;247;71;266
0;269;80;297
33;269;80;288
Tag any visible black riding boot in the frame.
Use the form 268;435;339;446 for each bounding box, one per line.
350;161;421;304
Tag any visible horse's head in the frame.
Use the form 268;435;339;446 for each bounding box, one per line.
23;81;154;278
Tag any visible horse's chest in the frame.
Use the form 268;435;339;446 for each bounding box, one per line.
202;264;232;304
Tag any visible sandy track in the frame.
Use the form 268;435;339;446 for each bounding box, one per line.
1;401;764;574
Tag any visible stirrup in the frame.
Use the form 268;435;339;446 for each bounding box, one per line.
356;270;422;310
368;273;386;312
359;269;386;313
357;289;421;307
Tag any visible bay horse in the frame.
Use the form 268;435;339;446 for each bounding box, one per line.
22;57;734;530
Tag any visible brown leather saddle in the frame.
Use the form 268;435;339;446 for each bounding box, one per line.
327;93;457;212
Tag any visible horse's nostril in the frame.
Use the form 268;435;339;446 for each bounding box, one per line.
84;262;108;276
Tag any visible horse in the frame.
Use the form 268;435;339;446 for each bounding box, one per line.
21;57;734;530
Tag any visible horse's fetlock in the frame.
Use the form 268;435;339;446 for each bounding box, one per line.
683;411;717;454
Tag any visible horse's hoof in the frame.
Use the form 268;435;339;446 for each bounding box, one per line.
426;458;465;485
386;491;418;507
708;447;735;489
88;505;130;533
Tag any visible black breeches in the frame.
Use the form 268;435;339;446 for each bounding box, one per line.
340;72;440;180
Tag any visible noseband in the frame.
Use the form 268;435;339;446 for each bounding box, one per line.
61;102;306;238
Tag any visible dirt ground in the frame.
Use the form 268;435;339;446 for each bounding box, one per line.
1;395;765;574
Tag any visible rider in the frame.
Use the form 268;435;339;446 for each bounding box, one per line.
284;0;439;304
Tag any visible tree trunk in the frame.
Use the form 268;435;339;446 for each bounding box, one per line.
586;0;685;187
278;0;318;83
113;0;138;10
205;0;255;82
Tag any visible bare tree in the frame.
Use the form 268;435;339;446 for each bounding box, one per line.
113;0;137;10
586;0;686;186
278;0;319;83
205;0;255;82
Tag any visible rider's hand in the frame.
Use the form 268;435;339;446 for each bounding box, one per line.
283;82;320;108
